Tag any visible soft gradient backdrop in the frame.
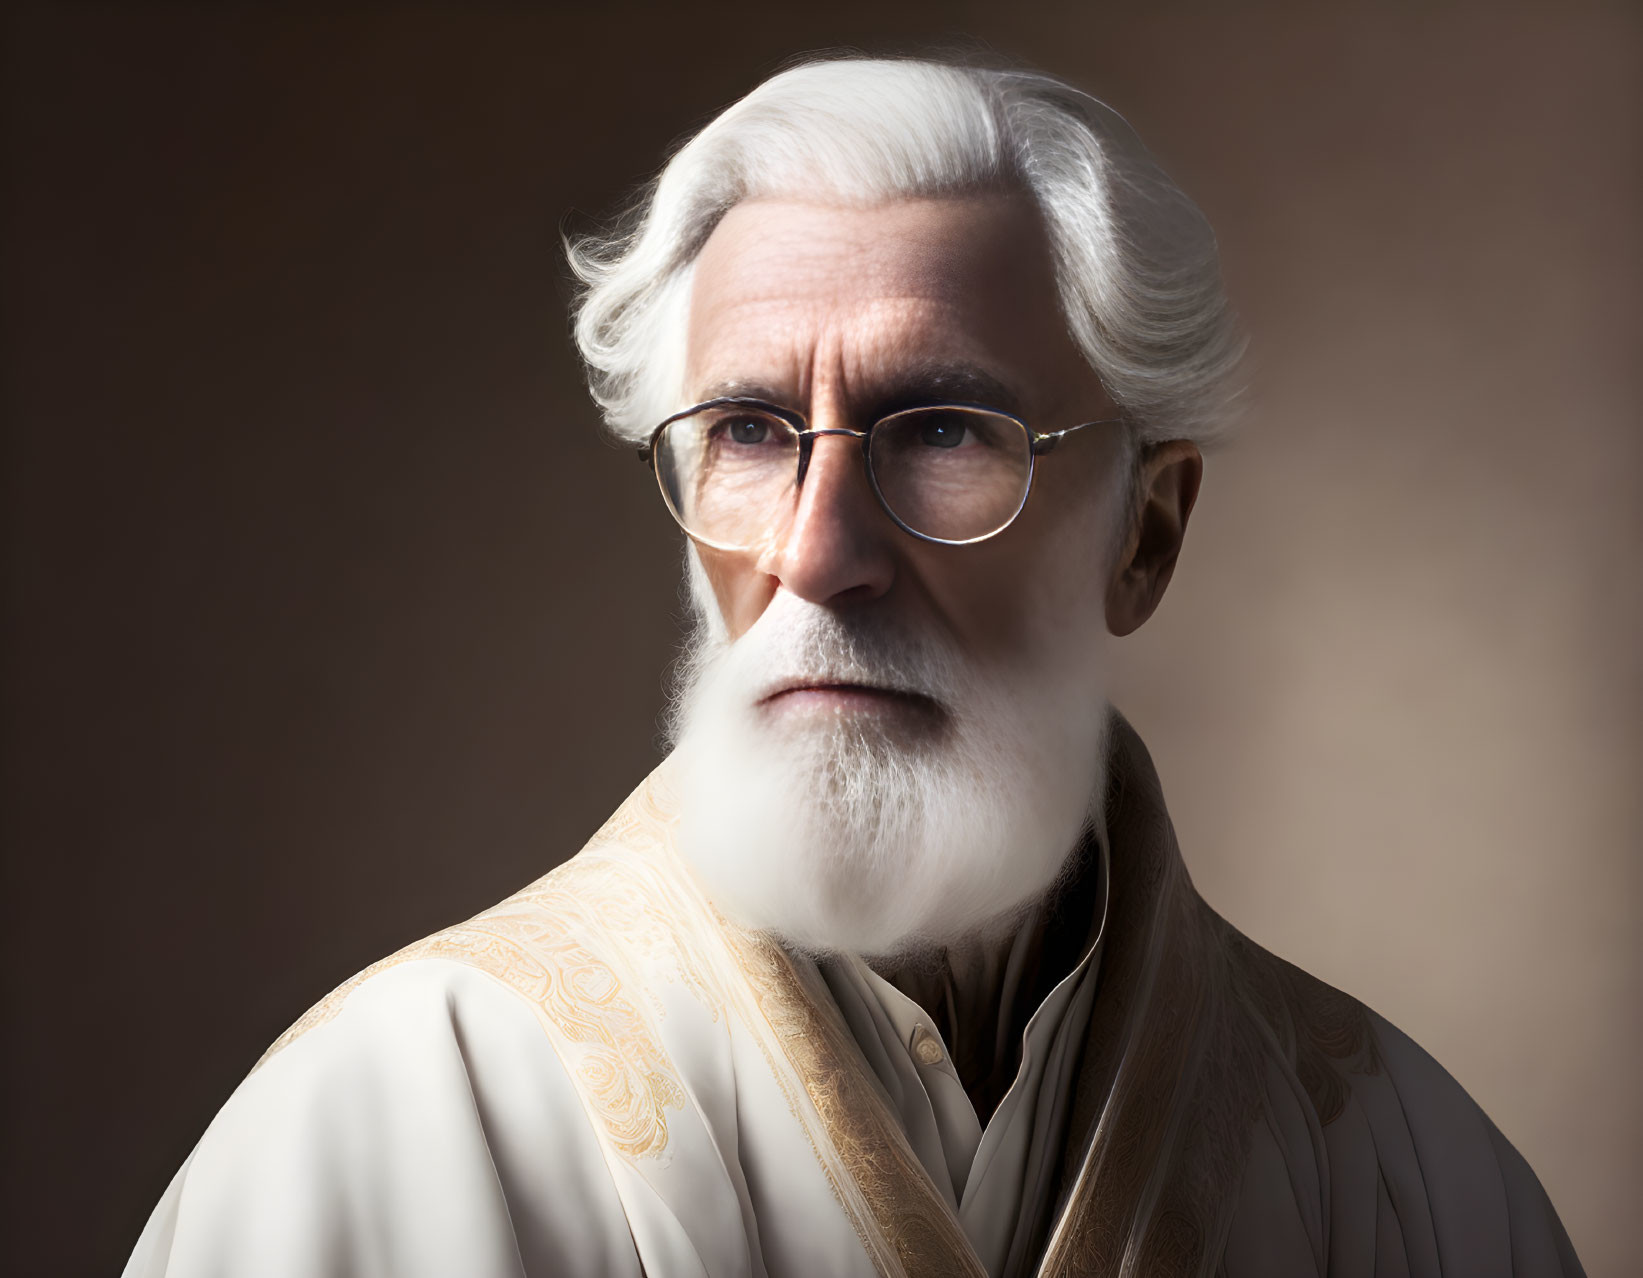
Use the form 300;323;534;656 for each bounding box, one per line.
4;4;1637;1274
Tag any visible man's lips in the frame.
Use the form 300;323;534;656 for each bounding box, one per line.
758;681;942;715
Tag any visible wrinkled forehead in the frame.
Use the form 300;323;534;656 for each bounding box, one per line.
684;193;1090;415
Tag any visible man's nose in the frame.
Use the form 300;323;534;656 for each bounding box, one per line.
761;433;896;605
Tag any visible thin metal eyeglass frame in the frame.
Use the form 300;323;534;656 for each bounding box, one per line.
637;395;1125;548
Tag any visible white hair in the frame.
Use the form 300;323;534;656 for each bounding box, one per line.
567;54;1244;449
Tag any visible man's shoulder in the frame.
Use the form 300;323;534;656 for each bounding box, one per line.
258;770;702;1075
1211;918;1582;1274
130;855;654;1278
1218;920;1499;1144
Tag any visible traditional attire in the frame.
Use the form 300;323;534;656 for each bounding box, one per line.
125;717;1583;1277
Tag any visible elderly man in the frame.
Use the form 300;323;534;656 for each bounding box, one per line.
126;56;1582;1278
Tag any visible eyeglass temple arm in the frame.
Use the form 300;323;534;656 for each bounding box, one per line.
1031;417;1124;456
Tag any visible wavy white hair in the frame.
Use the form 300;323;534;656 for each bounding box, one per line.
567;54;1243;450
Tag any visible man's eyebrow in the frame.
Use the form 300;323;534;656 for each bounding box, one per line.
695;378;791;404
694;364;1026;418
873;363;1025;417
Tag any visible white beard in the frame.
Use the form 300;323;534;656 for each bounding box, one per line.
667;585;1112;961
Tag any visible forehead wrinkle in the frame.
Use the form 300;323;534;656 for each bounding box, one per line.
692;292;1029;420
685;195;1091;424
814;311;1027;422
686;293;813;403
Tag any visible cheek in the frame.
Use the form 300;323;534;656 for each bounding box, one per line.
914;488;1116;661
697;547;774;639
925;548;1104;661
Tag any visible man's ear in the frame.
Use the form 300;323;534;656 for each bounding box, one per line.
1105;440;1203;637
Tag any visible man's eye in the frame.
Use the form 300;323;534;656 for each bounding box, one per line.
724;417;770;445
917;415;969;449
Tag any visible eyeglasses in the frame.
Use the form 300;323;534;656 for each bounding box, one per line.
637;397;1123;550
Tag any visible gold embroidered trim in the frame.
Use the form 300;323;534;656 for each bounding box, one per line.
255;765;985;1273
586;769;986;1278
730;930;989;1278
253;860;691;1162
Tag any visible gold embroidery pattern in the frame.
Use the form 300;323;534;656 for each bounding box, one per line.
253;764;983;1273
253;855;690;1162
584;769;985;1278
257;718;1391;1276
540;849;720;1021
577;783;897;1263
730;931;988;1278
467;906;687;1161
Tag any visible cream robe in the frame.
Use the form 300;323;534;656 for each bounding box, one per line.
125;717;1584;1277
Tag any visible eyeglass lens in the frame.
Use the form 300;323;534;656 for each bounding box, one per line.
654;404;1033;549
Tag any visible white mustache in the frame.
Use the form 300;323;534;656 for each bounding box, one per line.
718;595;961;711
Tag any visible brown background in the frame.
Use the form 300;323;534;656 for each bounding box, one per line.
3;4;1638;1275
